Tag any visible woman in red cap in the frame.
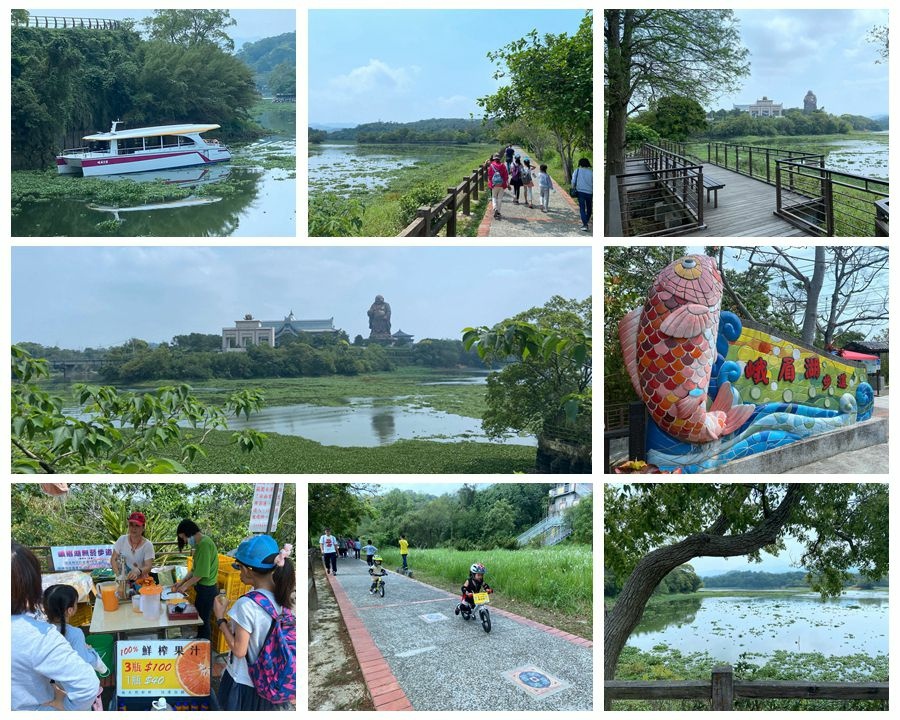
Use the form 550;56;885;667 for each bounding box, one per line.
110;511;155;590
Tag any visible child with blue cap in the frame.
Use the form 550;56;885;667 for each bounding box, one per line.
213;535;295;710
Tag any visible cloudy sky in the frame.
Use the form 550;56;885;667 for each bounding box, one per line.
11;246;592;349
712;10;889;116
30;9;295;49
309;9;587;126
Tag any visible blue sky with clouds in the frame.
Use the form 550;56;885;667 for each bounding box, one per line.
712;10;889;116
12;247;592;349
309;9;588;126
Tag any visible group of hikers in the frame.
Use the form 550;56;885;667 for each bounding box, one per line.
317;528;410;575
487;143;593;231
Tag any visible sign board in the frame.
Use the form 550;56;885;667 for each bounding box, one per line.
117;639;211;698
51;544;113;571
249;483;284;532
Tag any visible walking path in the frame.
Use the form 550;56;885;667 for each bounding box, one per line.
479;147;591;237
323;557;593;711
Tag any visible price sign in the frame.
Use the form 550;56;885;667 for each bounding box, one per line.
249;483;284;532
116;639;210;697
51;544;113;571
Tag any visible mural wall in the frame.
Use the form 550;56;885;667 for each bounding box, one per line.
619;254;874;473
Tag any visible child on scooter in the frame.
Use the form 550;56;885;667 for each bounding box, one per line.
368;555;388;593
455;563;492;614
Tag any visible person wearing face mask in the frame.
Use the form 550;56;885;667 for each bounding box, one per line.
111;511;155;590
171;519;219;640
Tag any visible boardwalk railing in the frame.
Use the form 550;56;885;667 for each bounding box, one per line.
615;144;704;236
684;141;825;187
398;158;490;237
605;664;888;711
775;160;890;236
13;15;123;30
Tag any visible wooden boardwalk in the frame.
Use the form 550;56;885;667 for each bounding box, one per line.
623;158;811;237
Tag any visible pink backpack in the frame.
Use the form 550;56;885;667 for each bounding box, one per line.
245;591;296;704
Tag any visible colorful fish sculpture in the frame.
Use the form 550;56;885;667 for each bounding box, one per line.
619;254;755;443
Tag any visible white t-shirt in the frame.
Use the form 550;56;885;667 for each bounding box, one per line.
224;590;285;687
113;535;155;574
319;535;337;554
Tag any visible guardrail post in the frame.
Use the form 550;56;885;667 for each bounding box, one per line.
775;162;782;213
766;148;771;184
416;206;433;237
748;147;753;178
697;167;704;225
824;173;834;236
462;177;471;215
712;665;734;711
446;187;457;236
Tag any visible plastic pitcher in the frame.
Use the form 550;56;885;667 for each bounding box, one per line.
99;582;119;612
140;584;164;620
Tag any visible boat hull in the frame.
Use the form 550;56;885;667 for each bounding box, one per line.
56;147;231;176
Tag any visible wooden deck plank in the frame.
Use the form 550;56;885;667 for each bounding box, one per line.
622;159;814;237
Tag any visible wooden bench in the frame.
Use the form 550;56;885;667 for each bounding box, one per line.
702;175;725;208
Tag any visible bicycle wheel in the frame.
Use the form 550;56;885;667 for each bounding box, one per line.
480;608;491;633
379;581;385;598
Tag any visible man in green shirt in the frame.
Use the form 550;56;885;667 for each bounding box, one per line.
172;519;219;640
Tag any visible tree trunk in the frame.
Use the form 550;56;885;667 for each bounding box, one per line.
604;10;631;178
604;485;804;684
801;246;825;344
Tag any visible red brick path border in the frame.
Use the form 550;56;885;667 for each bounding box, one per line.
326;573;413;711
327;569;591;710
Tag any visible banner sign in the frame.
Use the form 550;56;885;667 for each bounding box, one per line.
249;483;284;532
117;639;211;698
51;545;113;571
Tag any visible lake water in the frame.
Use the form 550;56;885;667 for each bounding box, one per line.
308;143;490;196
821;138;889;179
12;109;296;237
222;397;535;447
628;590;888;662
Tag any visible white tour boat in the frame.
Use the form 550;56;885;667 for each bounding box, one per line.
56;121;231;176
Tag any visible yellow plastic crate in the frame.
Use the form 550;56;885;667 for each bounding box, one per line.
70;602;93;627
219;569;252;603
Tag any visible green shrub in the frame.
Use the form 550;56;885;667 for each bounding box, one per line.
397;182;445;226
309;192;365;236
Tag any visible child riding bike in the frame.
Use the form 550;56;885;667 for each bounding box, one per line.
368;555;388;594
455;563;492;615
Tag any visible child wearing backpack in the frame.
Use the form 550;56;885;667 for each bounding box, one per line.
487;154;509;220
214;536;296;710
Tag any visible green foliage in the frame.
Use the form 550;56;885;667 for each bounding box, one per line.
375;544;592;616
479;12;592;180
464;296;591;440
309;192;365;236
565;493;593;544
706;109;852;139
613;646;887;711
604;484;889;598
397;182;446;226
12;483;295;561
656;564;703;595
11;344;266;473
308;484;375;542
236;32;295;94
625;122;660;152
327;118;499;144
308;127;327;144
11;18;260;170
647;95;707;141
143;9;237;52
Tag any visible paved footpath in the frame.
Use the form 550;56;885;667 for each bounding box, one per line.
324;558;592;711
478;147;592;237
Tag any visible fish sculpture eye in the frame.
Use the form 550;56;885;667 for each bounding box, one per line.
674;257;702;280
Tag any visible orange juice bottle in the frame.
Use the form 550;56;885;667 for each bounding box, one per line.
100;582;120;612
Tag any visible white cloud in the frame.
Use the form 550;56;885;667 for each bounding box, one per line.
329;59;417;98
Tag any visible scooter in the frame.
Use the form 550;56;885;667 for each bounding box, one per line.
459;588;493;633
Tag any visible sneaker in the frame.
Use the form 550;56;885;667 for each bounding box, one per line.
493;211;499;219
496;212;502;218
580;225;589;231
454;606;460;616
513;200;519;204
529;204;534;209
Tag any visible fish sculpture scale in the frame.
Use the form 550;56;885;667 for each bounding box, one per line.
619;254;755;443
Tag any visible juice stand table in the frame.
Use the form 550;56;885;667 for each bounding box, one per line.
89;598;202;640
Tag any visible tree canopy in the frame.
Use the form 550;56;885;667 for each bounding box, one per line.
463;296;591;441
604;10;749;177
604;483;888;682
143;9;237;52
478;11;592;181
